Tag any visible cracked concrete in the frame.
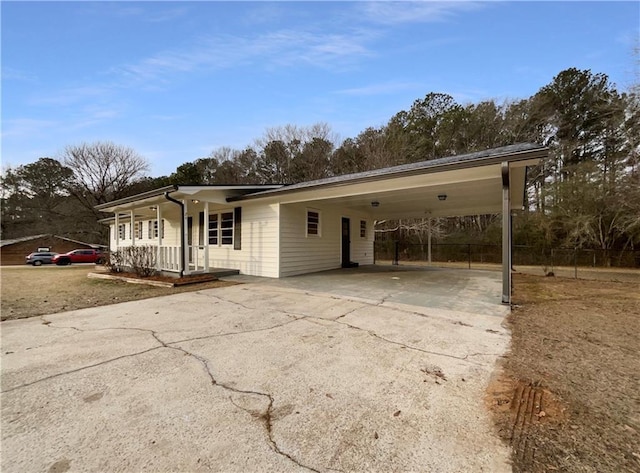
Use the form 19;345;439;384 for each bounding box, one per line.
2;275;512;472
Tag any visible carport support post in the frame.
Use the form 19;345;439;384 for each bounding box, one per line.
501;162;512;305
427;222;432;265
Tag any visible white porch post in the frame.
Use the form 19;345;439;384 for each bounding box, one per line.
183;199;190;276
204;202;210;272
115;212;120;249
156;205;163;271
130;210;136;246
501;162;512;305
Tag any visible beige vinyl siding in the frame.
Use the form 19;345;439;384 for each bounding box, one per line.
207;203;280;277
279;202;374;277
108;219;179;251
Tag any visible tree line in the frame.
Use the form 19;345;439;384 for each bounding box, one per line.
2;67;639;259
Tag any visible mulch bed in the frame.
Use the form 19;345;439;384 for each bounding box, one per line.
104;271;218;287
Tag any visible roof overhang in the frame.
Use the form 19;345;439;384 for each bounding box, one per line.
95;185;284;215
94;144;546;220
227;144;546;218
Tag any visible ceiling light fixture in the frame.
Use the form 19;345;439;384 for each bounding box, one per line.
191;199;200;204
437;194;447;201
371;201;380;208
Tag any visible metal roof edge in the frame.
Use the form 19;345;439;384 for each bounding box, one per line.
227;144;547;203
95;185;178;211
95;184;286;211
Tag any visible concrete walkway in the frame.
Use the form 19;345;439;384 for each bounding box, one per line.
1;281;511;472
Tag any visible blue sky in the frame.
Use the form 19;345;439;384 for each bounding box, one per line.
2;1;638;177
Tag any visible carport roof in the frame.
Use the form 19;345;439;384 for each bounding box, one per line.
228;143;546;202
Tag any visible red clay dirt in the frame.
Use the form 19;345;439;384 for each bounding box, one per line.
487;273;640;473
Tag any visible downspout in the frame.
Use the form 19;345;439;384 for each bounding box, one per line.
164;191;185;277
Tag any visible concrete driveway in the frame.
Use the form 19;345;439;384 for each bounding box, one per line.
1;277;511;472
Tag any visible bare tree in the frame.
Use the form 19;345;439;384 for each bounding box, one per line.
62;142;150;214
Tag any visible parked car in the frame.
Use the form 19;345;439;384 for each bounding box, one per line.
25;252;58;266
52;249;104;265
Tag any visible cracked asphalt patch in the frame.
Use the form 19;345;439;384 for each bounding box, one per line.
2;283;511;472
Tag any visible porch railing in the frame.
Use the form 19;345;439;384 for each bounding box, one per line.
158;245;181;272
114;244;209;274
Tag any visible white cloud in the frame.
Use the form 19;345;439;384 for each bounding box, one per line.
114;28;376;85
335;81;424;96
29;85;113;107
358;1;483;25
1;67;36;82
1;118;58;139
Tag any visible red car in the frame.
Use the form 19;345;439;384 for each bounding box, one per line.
53;249;104;265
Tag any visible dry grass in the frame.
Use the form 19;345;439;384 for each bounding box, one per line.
0;266;235;321
489;273;640;472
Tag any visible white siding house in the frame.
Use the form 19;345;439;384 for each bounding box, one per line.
96;144;546;302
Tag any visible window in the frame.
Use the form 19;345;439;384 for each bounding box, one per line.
147;220;161;239
221;212;233;245
307;210;320;236
208;211;239;248
135;222;143;240
118;224;126;240
208;214;219;245
360;220;367;238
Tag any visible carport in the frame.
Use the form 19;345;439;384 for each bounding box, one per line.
226;264;509;316
230;143;547;304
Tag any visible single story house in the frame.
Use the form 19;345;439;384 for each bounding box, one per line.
0;234;105;265
96;143;547;303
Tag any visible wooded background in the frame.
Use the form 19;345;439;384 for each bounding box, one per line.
2;68;638;265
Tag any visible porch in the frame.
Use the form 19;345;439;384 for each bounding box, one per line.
133;244;240;278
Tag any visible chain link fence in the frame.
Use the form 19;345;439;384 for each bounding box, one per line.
374;240;640;275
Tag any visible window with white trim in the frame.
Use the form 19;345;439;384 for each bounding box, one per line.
118;223;126;240
208;211;235;246
147;219;163;239
135;221;143;240
306;210;320;237
221;211;234;245
360;220;367;238
208;214;218;245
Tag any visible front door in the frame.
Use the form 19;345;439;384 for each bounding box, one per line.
341;217;351;268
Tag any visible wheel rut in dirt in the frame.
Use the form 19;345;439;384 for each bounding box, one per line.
509;381;545;465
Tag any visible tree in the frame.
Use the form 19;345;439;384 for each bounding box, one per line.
62;142;150;215
0;158;79;239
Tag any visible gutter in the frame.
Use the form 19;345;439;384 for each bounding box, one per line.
163;191;185;278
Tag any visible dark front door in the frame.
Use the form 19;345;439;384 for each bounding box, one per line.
341;217;351;268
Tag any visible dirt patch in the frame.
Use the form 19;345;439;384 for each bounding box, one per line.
0;266;237;321
488;273;640;472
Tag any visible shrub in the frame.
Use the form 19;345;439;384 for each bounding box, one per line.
107;246;157;277
107;250;125;273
